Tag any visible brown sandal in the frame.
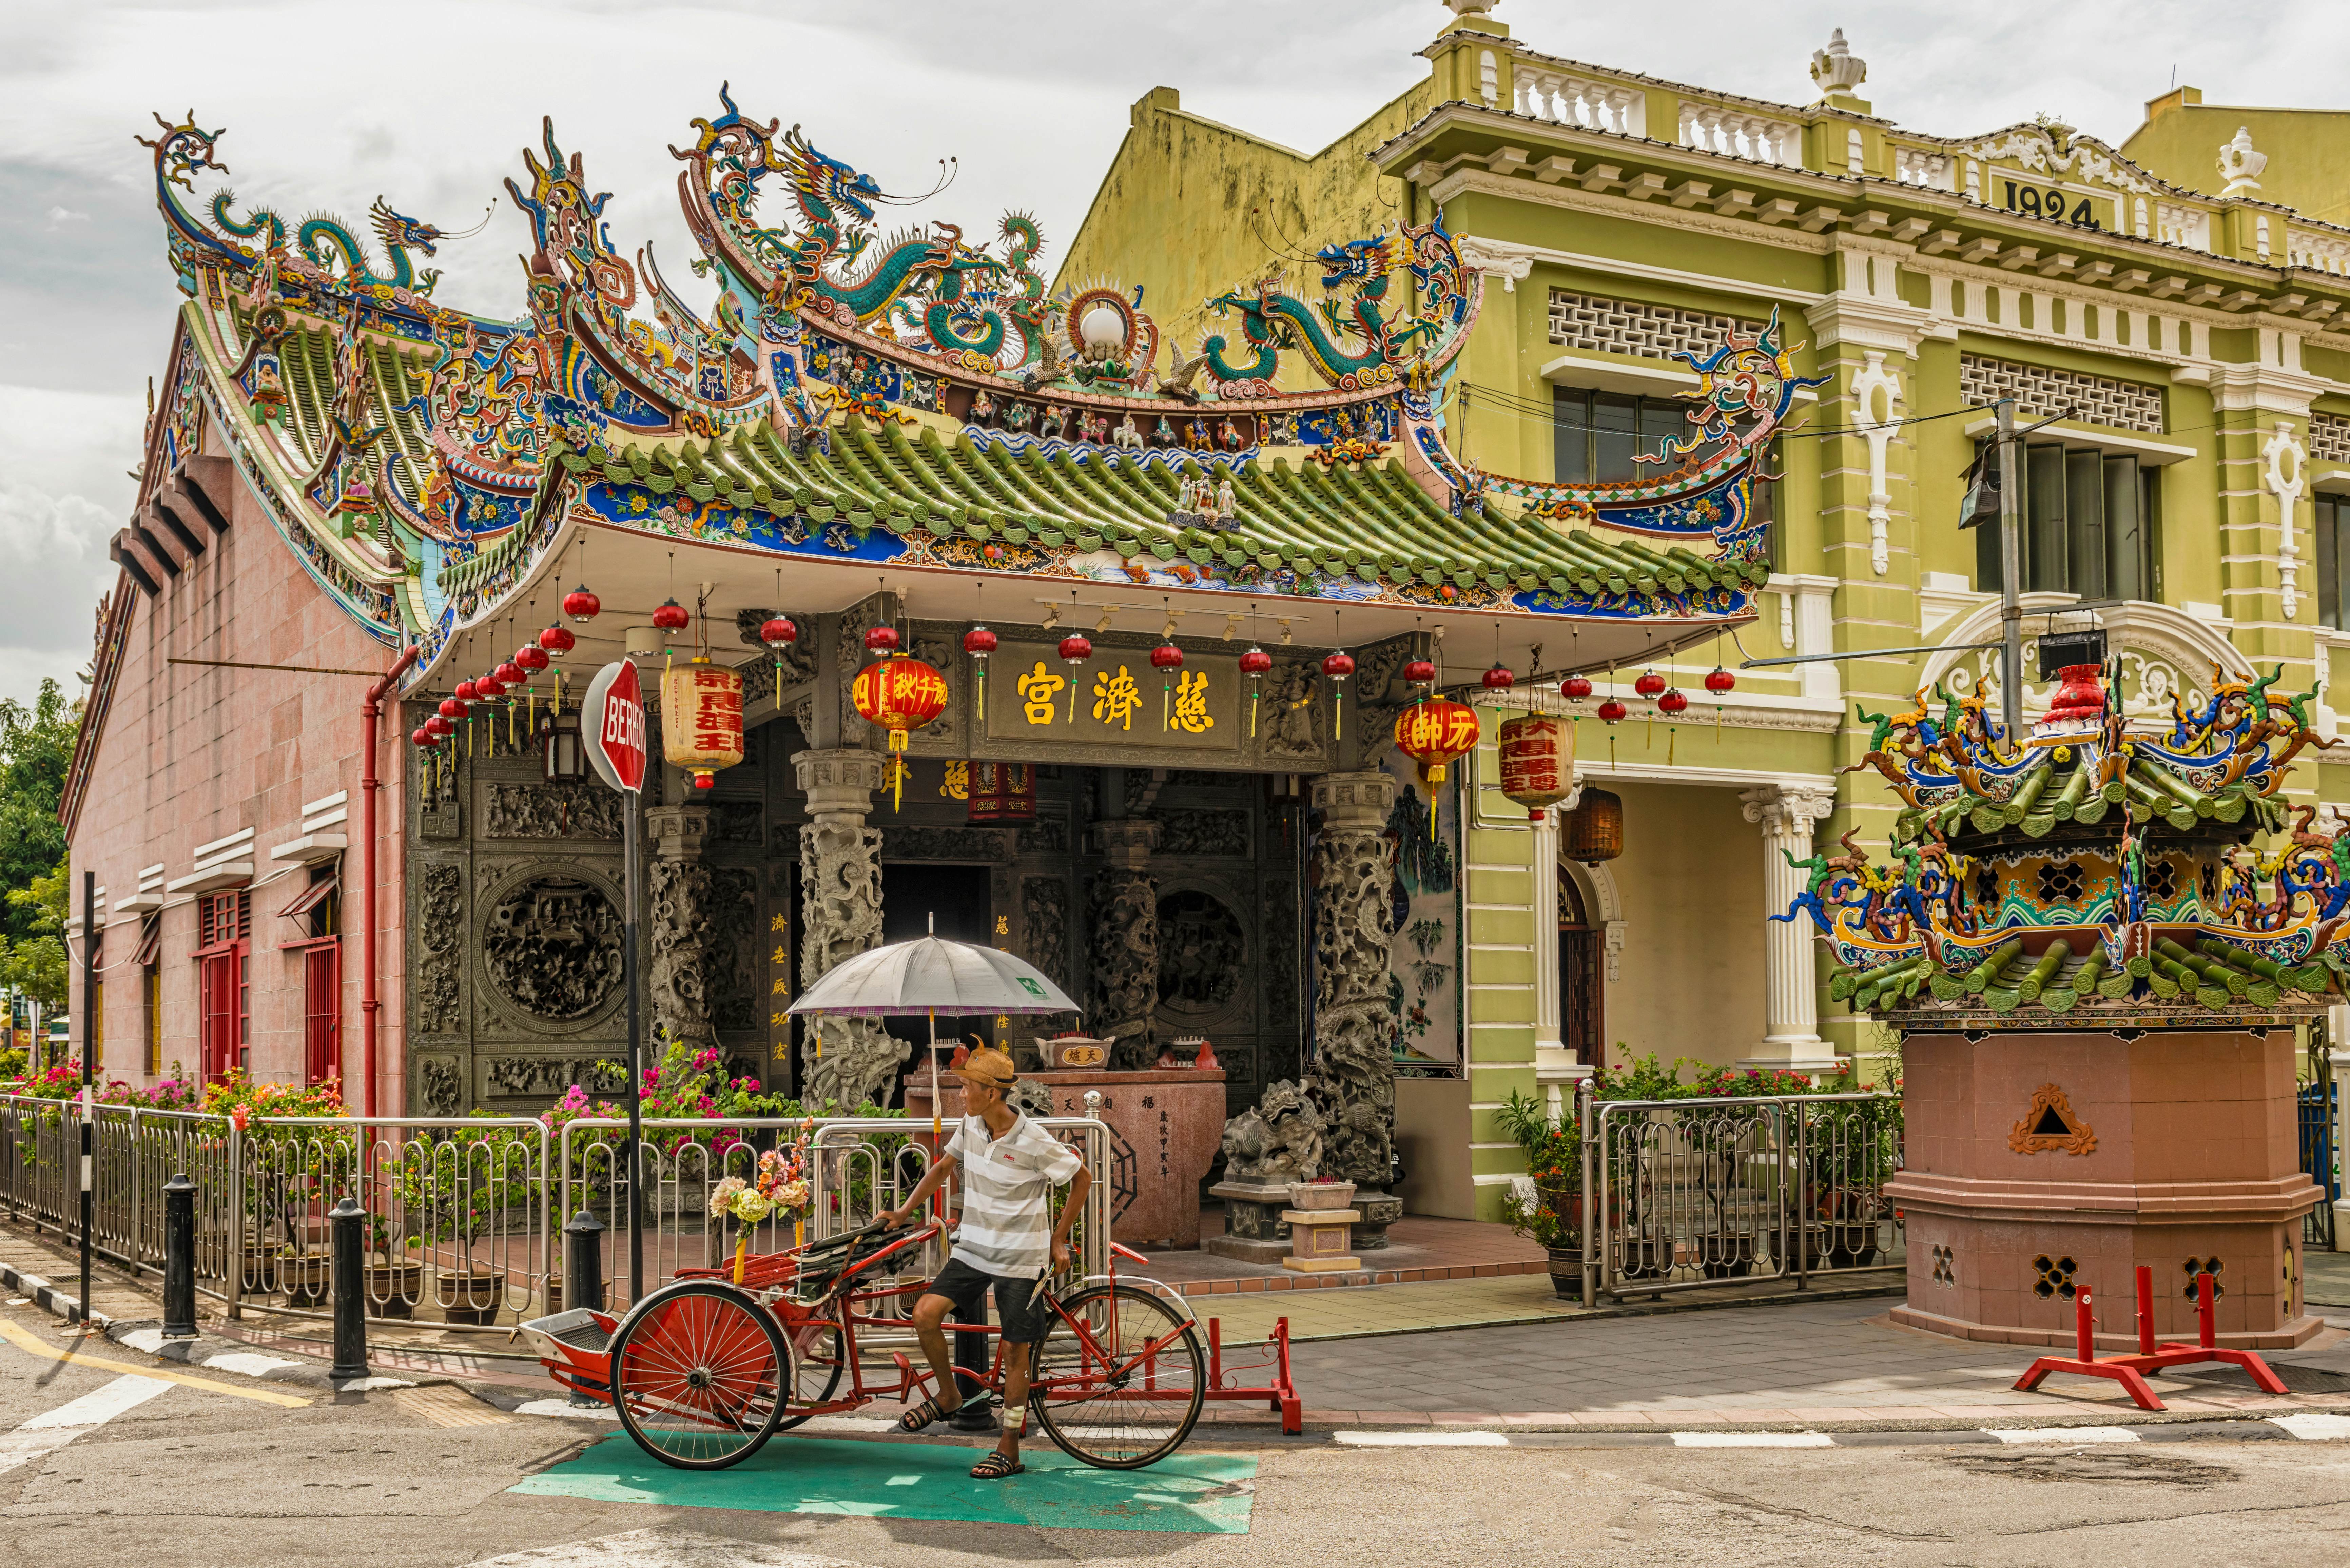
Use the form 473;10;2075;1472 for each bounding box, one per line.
897;1396;959;1432
970;1450;1024;1480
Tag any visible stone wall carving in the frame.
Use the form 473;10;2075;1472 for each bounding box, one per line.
1220;1079;1324;1183
1157;889;1244;1008
1021;876;1068;986
709;865;760;1032
1090;870;1159;1067
417;1056;463;1116
1263;878;1300;1081
1157;809;1250;859
414;863;463;1035
711;801;764;845
885;825;1012;861
648;857;719;1054
798;749;905;1110
483;876;624;1021
1016;811;1069;854
1308;774;1400;1187
483;1056;629;1099
483;783;621;840
1262;660;1323;758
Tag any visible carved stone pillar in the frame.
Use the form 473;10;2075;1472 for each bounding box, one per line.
1307;770;1403;1246
794;747;904;1110
1091;819;1160;1069
646;803;717;1061
1739;784;1842;1074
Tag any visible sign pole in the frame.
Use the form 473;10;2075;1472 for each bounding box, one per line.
582;658;650;1307
80;868;94;1325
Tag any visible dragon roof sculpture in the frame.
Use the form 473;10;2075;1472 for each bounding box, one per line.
127;89;1782;691
1781;652;2350;1024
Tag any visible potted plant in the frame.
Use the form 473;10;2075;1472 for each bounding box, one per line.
1500;1185;1582;1301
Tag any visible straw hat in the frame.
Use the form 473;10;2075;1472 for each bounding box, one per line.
954;1045;1018;1090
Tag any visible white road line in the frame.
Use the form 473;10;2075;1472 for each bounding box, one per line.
201;1352;304;1378
0;1373;174;1475
1670;1431;1834;1448
1333;1430;1509;1447
462;1527;866;1568
1983;1425;2141;1444
2270;1414;2350;1440
513;1398;618;1420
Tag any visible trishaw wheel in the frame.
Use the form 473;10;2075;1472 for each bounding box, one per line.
1032;1283;1204;1469
610;1280;788;1469
774;1322;847;1430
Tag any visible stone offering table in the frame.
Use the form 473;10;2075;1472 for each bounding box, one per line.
907;1069;1226;1249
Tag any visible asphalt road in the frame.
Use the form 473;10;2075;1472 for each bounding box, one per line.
6;1297;2350;1567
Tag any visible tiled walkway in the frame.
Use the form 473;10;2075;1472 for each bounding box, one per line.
1145;1210;1548;1297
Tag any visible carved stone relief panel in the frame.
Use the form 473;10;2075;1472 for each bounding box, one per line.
1022;876;1069;987
1090;869;1159;1068
417;1056;463;1116
481;875;625;1023
1156;888;1246;1013
1157;809;1250;859
414;862;463;1036
885;825;1013;861
711;801;764;846
481;1056;629;1100
1016;811;1070;855
708;865;760;1033
483;783;621;840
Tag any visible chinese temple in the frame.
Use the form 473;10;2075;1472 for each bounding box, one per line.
1789;641;2334;1346
64;83;1796;1224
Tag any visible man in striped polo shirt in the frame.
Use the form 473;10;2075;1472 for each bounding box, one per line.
881;1045;1092;1479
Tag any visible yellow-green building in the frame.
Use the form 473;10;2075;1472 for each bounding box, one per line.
1063;2;2350;1218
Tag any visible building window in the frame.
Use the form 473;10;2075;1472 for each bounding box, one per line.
2317;494;2350;629
1553;388;1728;484
1975;440;2159;601
195;889;251;1082
278;867;342;1088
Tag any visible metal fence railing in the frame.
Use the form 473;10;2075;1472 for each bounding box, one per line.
1572;1086;1904;1304
0;1094;1111;1330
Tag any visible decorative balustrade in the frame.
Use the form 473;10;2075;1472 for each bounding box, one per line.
2156;202;2211;253
1893;145;1956;192
2289;227;2350;277
1676;103;1802;168
1513;69;1646;139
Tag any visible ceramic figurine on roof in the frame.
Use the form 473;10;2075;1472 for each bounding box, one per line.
1781;632;2348;1023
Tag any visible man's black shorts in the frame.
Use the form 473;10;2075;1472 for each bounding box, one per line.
927;1257;1049;1345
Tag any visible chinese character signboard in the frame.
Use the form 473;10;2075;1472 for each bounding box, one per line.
985;642;1242;754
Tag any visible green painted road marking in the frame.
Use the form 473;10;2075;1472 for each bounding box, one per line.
511;1435;1256;1534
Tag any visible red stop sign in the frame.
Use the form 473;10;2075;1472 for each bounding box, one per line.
583;659;646;795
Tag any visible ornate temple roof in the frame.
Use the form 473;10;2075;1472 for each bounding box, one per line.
121;93;1781;698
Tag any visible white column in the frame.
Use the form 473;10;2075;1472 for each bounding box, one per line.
2329;1028;2349;1231
1739;784;1842;1074
1529;808;1591;1120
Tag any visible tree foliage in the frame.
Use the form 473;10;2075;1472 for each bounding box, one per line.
0;680;79;944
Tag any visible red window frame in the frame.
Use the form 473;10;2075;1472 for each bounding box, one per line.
195;890;251;1082
301;944;341;1087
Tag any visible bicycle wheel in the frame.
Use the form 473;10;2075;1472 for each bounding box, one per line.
775;1321;846;1431
609;1280;789;1469
1031;1283;1204;1469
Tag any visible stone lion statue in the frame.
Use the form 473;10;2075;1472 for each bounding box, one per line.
1219;1079;1325;1184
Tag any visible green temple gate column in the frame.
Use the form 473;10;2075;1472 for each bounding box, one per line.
793;745;904;1110
1308;768;1404;1248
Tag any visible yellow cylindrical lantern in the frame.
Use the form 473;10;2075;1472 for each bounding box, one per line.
1497;712;1573;821
660;658;745;790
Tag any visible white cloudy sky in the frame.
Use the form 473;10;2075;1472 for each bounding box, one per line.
2;0;2336;711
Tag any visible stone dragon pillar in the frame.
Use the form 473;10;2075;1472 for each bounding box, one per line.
794;747;905;1111
645;803;717;1062
1306;769;1403;1247
1091;818;1161;1069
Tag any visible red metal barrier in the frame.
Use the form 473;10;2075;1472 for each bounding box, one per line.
1199;1314;1302;1434
2013;1269;2289;1411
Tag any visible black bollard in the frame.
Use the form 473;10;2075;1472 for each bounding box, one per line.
328;1196;369;1381
161;1173;198;1339
563;1209;607;1314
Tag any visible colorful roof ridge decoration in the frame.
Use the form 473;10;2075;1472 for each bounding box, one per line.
1780;659;2350;1023
127;90;1773;690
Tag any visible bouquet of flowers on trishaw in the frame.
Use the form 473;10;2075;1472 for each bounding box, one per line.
522;932;1207;1477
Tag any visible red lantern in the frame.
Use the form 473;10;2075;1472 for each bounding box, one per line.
692;773;715;790
1482;664;1514;692
865;624;900;654
454;679;480;703
563;585;600;623
1561;673;1593;701
516;644;550;674
1633;669;1666;698
851;656;950;753
439;697;469;721
1704;667;1736;695
1497;712;1573;821
539;623;576;658
1394;697;1481;784
476;674;507;701
424;713;455;739
1658;687;1689;715
1597;699;1628;724
962;624;997;660
495;660;526;687
1323;649;1356;740
1322;650;1356;681
1239;647;1273;676
411;726;434;747
653;599;691;633
761;616;798;652
1058;633;1092;665
1404;658;1436;686
1151;642;1184;670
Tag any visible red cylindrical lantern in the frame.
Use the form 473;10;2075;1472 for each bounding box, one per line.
1239;647;1273;676
516;644;550;674
851;655;950;753
1058;633;1092;665
411;726;434;747
495;660;526;687
963;624;997;660
1393;697;1480;784
1483;664;1514;692
1561;674;1593;701
761;615;798;652
865;624;900;654
476;673;507;701
1704;667;1735;695
563;585;600;623
1597;699;1628;724
1497;712;1573;821
454;679;479;702
1404;658;1436;686
1151;643;1184;670
653;599;691;632
539;623;576;658
1322;650;1356;681
424;713;454;739
439;697;469;721
1658;687;1689;715
1633;669;1666;698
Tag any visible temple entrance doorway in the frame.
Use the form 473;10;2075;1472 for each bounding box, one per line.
1559;873;1604;1070
881;862;994;1080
